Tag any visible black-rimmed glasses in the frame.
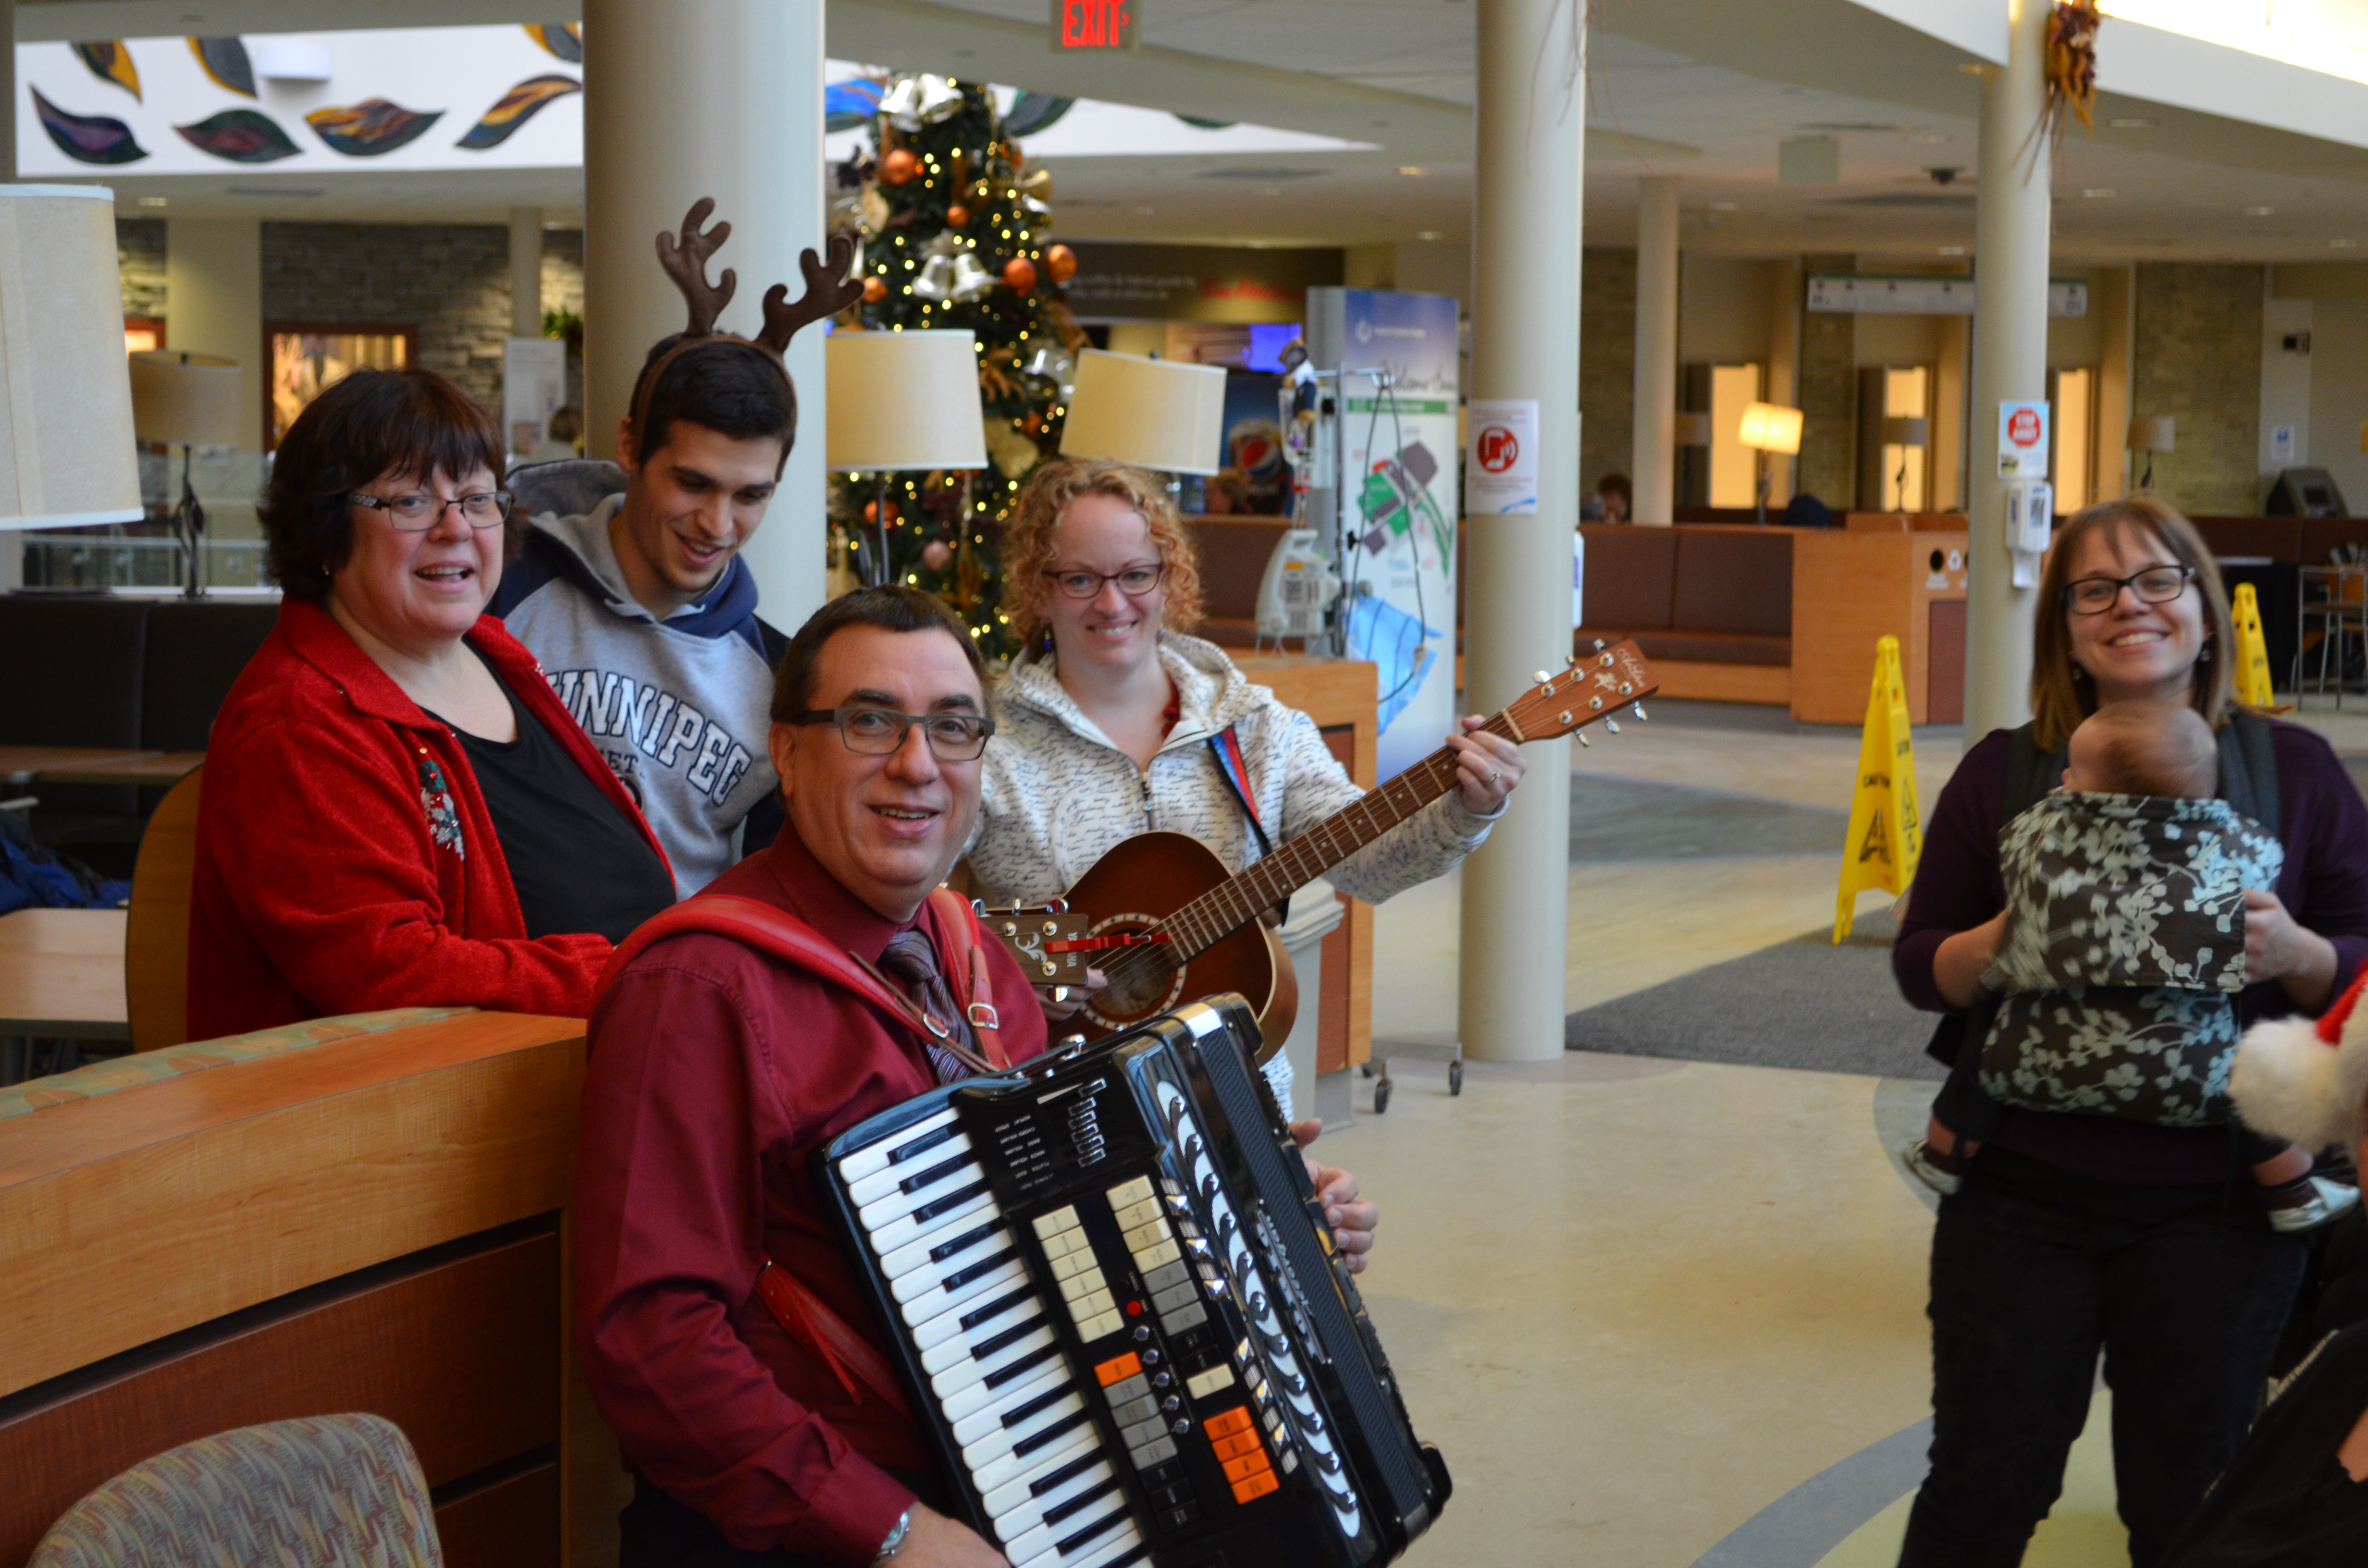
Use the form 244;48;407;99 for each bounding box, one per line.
788;706;996;761
350;489;514;531
1042;563;1165;600
2063;564;2194;615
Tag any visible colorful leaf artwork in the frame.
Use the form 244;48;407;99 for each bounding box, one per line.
304;99;444;157
189;37;258;98
524;24;582;63
70;41;140;101
455;74;581;150
175;109;300;163
31;87;147;164
824;78;883;133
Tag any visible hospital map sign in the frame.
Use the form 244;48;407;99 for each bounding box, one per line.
1053;0;1138;49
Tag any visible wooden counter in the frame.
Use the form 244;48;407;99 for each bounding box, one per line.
1234;654;1377;1073
1790;530;1969;725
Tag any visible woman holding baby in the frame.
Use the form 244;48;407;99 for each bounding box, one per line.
1891;496;2368;1568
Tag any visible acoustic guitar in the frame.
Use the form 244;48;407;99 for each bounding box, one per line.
979;640;1658;1052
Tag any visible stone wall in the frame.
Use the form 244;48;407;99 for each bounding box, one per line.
1794;252;1857;510
260;221;515;410
1579;246;1636;496
540;227;586;413
2133;263;2264;515
116;217;166;319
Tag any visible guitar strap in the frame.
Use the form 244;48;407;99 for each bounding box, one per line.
1208;723;1288;924
591;886;1011;1430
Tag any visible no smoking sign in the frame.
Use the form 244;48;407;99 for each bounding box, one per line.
1475;426;1521;473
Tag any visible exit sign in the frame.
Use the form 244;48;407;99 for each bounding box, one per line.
1053;0;1138;49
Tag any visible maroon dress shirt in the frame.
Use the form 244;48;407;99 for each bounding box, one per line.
574;825;1049;1562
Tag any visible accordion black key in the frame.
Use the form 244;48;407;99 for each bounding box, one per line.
818;994;1451;1568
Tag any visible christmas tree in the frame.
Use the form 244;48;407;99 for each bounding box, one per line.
828;73;1086;662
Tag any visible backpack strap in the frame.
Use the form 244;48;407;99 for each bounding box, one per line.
2219;710;2282;840
2000;722;2066;823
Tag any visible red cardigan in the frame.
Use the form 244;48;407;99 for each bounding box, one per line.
188;598;672;1042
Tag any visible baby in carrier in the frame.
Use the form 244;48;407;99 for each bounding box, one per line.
1906;699;2358;1231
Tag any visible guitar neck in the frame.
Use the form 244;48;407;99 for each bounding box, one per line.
1159;712;1517;961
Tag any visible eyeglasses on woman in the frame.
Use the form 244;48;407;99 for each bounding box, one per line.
2063;564;2194;615
349;490;514;530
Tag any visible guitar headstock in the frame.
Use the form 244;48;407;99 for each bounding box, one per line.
1501;639;1659;744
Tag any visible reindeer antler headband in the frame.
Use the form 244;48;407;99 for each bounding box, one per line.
627;197;865;450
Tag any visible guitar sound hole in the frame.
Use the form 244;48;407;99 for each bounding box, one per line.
1084;914;1184;1025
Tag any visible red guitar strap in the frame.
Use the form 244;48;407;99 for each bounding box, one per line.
592;884;1011;1421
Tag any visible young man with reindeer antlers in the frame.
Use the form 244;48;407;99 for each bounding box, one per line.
492;201;863;896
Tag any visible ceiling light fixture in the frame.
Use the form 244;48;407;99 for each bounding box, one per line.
2082;187;2117;197
1707;201;1739;211
1939;245;1966;255
2334;239;2358;249
1416;230;1444;240
1398;166;1430;176
2246;206;2275;216
2109;116;2154;127
136;196;168;208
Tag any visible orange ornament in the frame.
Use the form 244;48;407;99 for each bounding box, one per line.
947;203;971;228
880;147;918;185
1003;257;1038;294
1044;244;1077;284
1022;412;1043;435
862;275;887;304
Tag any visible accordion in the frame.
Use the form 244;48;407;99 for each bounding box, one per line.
818;994;1451;1568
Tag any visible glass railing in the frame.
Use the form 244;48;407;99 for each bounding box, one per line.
14;533;276;594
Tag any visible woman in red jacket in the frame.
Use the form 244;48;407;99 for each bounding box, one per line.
188;368;676;1041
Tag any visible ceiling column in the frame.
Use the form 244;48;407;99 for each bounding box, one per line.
1965;0;2053;737
582;0;828;626
1630;176;1679;526
1460;0;1582;1064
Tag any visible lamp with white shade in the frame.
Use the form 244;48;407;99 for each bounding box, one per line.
825;329;988;588
1057;349;1227;476
130;350;242;596
1738;401;1803;526
0;186;145;561
2129;416;2175;490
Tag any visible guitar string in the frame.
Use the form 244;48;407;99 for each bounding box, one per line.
1093;705;1548;996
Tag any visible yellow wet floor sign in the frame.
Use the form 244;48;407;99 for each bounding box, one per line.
2230;581;2280;709
1835;636;1923;943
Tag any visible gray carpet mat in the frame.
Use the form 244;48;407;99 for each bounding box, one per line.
1563;909;1947;1079
1569;774;1850;862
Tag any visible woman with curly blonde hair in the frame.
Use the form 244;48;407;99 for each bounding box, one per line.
967;456;1526;1117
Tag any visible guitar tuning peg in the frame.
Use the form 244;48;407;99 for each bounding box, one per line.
1576;732;1591;747
1532;669;1552;686
1592;638;1606;651
1633;702;1648;722
1605;718;1621;734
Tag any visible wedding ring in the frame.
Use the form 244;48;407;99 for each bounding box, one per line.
1487;768;1501;785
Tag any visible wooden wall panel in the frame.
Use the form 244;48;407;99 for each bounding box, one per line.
439;1461;563;1568
0;1229;560;1568
0;1012;587;1398
1789;531;1967;724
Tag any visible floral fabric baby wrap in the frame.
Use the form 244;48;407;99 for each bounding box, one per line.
1977;791;2283;1127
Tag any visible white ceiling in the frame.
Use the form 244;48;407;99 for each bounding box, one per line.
26;0;2368;263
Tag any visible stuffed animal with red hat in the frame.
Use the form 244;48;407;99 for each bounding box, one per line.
2232;968;2368;1152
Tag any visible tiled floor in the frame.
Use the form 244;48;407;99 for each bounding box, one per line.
1324;694;2362;1566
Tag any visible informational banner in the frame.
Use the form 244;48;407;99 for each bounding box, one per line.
1998;400;2050;478
1306;287;1460;780
1465;399;1538;515
502;336;567;456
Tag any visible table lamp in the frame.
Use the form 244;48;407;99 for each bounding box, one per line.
1738;402;1803;526
1883;415;1930;511
1057;350;1227;476
826;329;989;588
0;187;145;558
2129;416;2175;490
130;350;242;597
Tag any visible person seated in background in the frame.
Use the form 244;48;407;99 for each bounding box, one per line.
524;404;583;463
187;368;675;1043
1592;472;1632;523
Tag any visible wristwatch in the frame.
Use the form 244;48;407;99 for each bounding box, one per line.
872;1509;913;1564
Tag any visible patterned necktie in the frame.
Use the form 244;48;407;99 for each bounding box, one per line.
877;929;974;1084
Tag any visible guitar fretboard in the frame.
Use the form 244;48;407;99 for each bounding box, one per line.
1153;713;1518;961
